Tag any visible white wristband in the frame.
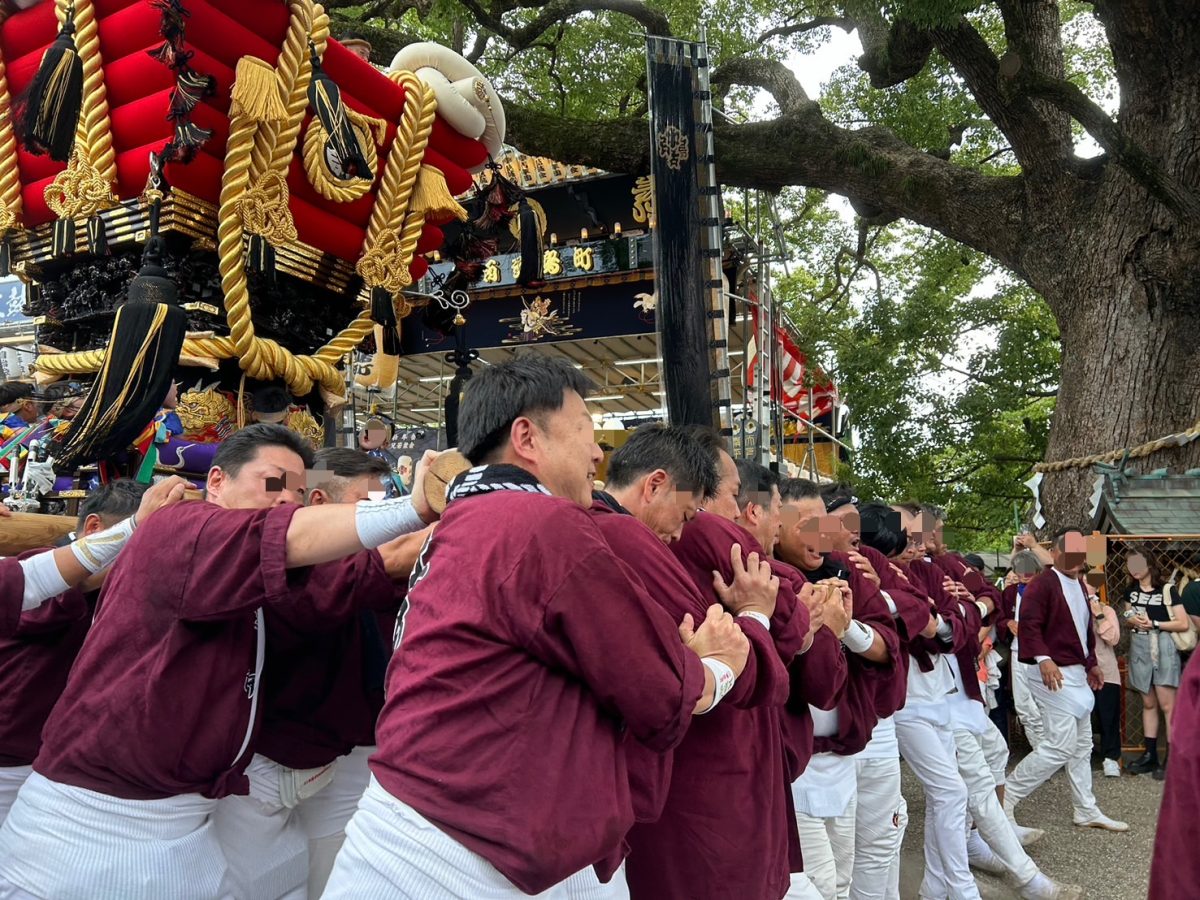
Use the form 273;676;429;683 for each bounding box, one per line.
354;497;426;549
699;657;736;714
881;590;898;616
935;615;954;641
18;550;72;611
737;610;771;632
841;620;875;654
974;600;990;620
69;516;136;574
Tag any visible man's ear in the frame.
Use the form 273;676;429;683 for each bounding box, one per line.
509;416;538;464
81;514;104;536
643;469;669;502
308;488;328;507
206;465;225;499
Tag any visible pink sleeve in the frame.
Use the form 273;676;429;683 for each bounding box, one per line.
1097;607;1120;646
532;552;706;753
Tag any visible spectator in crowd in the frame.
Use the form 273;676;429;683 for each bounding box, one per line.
1123;551;1188;778
1089;583;1123;777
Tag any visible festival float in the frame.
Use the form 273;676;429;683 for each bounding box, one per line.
0;0;514;527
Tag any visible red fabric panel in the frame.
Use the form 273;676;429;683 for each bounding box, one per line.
322;40;405;121
291;197;365;261
416;224;443;253
109;91;231;157
408;256;427;281
103;47;234;109
429;120;489;171
96;2;163;61
15;147;61;183
422;148;474;197
0;2;56;62
6;46;48;96
94;0;143;19
204;0;289;46
22;176;56;227
179;5;282;73
163;149;224;204
284;156;376;230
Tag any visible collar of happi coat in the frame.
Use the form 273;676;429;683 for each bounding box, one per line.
446;463;552;505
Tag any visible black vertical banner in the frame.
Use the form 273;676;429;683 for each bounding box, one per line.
646;37;715;429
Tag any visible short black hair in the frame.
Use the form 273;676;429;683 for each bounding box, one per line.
1052;526;1084;549
458;355;593;464
735;459;779;512
253;386;292;415
921;503;946;524
212;423;315;476
679;424;728;463
892;500;922;517
312;448;391;501
0;382;35;405
820;481;857;512
606;424;718;498
77;479;147;530
779;477;821;503
859;501;909;558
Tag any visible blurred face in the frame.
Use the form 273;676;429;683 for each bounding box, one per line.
636;470;702;543
894;509;927;562
829;504;860;553
1126;552;1149;581
307;473;380;507
359;426;389;451
703;450;741;521
206;445;307;509
1053;532;1087;574
346;42;371;61
928;519;946;555
519;390;603;508
777;497;828;572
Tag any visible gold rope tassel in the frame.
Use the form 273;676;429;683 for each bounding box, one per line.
231;57;289;124
410;164;467;221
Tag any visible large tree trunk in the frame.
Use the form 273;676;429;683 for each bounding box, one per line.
1034;169;1200;529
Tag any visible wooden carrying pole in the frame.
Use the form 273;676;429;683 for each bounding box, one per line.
0;512;75;555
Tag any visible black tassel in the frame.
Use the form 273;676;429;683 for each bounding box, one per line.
162;120;213;164
52;217;76;257
55;231;187;468
307;44;369;180
371;285;401;355
0;238;10;277
246;233;276;282
14;12;84;162
517;198;543;286
169;69;214;116
86;215;107;255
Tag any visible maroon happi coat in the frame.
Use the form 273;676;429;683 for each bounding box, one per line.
35;502;306;800
257;550;400;769
0;555;31;638
905;558;970;658
808;551;903;755
370;488;705;895
1149;651;1200;898
625;511;807;900
858;544;935;715
1014;568;1097;669
0;549;97;767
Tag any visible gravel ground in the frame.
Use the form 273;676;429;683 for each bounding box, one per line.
898;756;1161;899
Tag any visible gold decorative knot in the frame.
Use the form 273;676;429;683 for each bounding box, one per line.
356;236;412;294
655;125;689;171
44;148;117;219
240;171;298;245
631;175;654;224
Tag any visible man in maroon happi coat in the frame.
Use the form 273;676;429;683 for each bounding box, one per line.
323;357;748;899
0;423;440;900
0;480;151;824
214;447;430;899
775;479;902;900
594;426;801;900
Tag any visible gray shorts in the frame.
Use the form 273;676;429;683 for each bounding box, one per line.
1129;631;1182;693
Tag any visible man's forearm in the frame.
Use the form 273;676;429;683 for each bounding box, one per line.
285;497;428;569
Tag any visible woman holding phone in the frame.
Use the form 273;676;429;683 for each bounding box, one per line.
1124;551;1189;779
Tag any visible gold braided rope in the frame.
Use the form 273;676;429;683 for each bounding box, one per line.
249;0;316;187
1033;419;1200;473
302;112;385;202
0;7;22;234
353;71;437;313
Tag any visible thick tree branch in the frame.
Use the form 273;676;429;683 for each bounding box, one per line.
457;0;670;51
928;18;1068;173
996;0;1072;153
1020;72;1200;222
502;101;1032;279
758;16;854;44
712;57;813;116
855;15;934;89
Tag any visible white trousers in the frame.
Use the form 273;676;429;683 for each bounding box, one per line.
849;757;906;900
213;755;316;900
297;746;373;900
953;730;1037;886
1011;661;1043;749
0;766;32;828
896;715;981;900
977;718;1008;787
1005;700;1099;820
323;776;605;899
787;794;857;899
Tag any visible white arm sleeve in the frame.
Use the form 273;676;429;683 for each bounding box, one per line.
354;497;426;549
935;615;954;641
70;516;137;574
880;590;898;616
18;551;72;611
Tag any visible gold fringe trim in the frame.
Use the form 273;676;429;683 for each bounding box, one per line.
231;57;288;123
409;164;467;221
